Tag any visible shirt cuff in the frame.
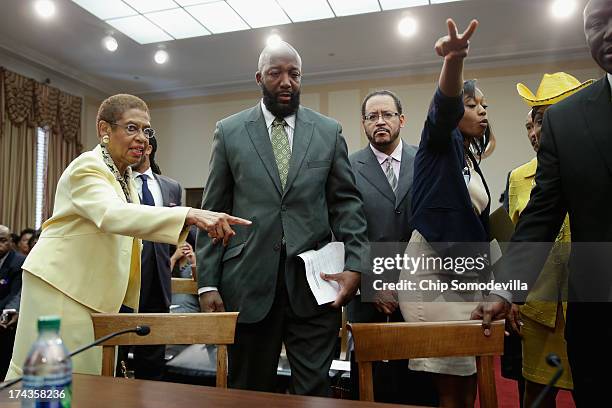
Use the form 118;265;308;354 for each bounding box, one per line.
198;286;218;295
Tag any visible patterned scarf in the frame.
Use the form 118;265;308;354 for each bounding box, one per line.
100;144;133;203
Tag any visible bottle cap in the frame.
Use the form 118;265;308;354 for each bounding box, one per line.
38;315;61;332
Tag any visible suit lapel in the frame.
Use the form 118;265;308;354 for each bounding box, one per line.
357;146;396;205
244;105;283;195
284;107;313;197
395;143;414;208
584;77;612;177
154;174;170;206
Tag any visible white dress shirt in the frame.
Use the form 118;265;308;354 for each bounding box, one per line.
199;101;297;296
369;139;402;182
260;99;296;150
608;73;612;98
132;167;163;207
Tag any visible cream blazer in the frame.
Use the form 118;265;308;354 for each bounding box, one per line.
22;145;190;313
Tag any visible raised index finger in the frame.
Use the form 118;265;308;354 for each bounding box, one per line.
460;19;478;42
447;18;458;40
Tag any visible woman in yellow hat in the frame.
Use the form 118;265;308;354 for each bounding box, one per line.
510;72;593;407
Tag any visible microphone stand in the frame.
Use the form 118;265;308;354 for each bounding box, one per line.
529;353;564;408
0;325;150;391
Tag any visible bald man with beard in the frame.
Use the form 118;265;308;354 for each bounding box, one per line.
196;42;369;396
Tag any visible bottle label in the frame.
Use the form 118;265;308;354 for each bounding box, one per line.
22;373;72;408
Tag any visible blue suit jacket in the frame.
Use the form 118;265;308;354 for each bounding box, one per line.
411;88;490;245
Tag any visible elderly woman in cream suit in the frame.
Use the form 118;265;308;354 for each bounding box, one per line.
5;94;250;380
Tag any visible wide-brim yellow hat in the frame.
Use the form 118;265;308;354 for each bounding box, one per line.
517;72;594;107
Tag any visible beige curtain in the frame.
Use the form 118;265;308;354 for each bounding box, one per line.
44;89;82;219
0;69;37;232
0;68;82;232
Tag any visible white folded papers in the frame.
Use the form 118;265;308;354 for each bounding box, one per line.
298;242;345;305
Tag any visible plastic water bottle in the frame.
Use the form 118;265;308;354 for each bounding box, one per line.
21;316;72;408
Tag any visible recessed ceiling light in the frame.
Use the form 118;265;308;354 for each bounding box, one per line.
34;0;56;19
398;16;418;37
327;0;381;17
266;33;282;48
551;0;576;19
145;8;210;39
276;0;334;22
186;2;249;34
102;35;118;52
227;0;291;28
380;0;428;10
429;0;464;3
154;49;169;64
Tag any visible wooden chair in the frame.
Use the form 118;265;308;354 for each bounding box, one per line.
171;277;198;295
91;312;238;387
348;320;505;407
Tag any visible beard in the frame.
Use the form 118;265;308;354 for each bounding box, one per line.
366;128;400;147
261;84;300;118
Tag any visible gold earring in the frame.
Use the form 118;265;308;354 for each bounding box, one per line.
102;135;110;144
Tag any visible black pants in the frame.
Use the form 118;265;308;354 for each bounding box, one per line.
0;328;16;380
122;243;169;381
228;248;340;396
565;302;612;407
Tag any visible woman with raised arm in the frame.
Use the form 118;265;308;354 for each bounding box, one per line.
5;94;250;380
398;19;490;407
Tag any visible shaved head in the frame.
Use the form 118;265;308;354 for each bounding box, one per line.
257;41;302;72
256;41;303;118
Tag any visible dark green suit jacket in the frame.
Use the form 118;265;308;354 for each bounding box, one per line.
197;103;369;323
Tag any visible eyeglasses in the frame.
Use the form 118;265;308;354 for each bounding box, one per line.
363;112;400;123
110;122;156;139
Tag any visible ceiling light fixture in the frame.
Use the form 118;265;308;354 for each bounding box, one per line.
154;49;169;64
266;33;283;48
551;0;576;19
398;16;418;37
34;0;56;19
102;35;118;52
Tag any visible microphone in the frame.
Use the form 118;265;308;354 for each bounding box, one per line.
529;352;564;408
0;325;150;391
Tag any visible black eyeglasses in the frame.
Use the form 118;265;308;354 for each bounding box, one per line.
363;112;400;123
109;122;156;139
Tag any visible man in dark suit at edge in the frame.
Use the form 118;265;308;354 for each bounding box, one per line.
473;1;612;405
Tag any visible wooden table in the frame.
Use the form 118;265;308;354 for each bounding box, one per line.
1;374;425;407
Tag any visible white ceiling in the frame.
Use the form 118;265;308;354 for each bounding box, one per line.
0;0;592;100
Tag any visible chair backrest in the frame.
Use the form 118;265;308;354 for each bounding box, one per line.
171;277;198;295
348;320;504;407
91;312;239;387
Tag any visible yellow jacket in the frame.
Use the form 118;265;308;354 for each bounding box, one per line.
508;157;570;327
23;145;189;313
